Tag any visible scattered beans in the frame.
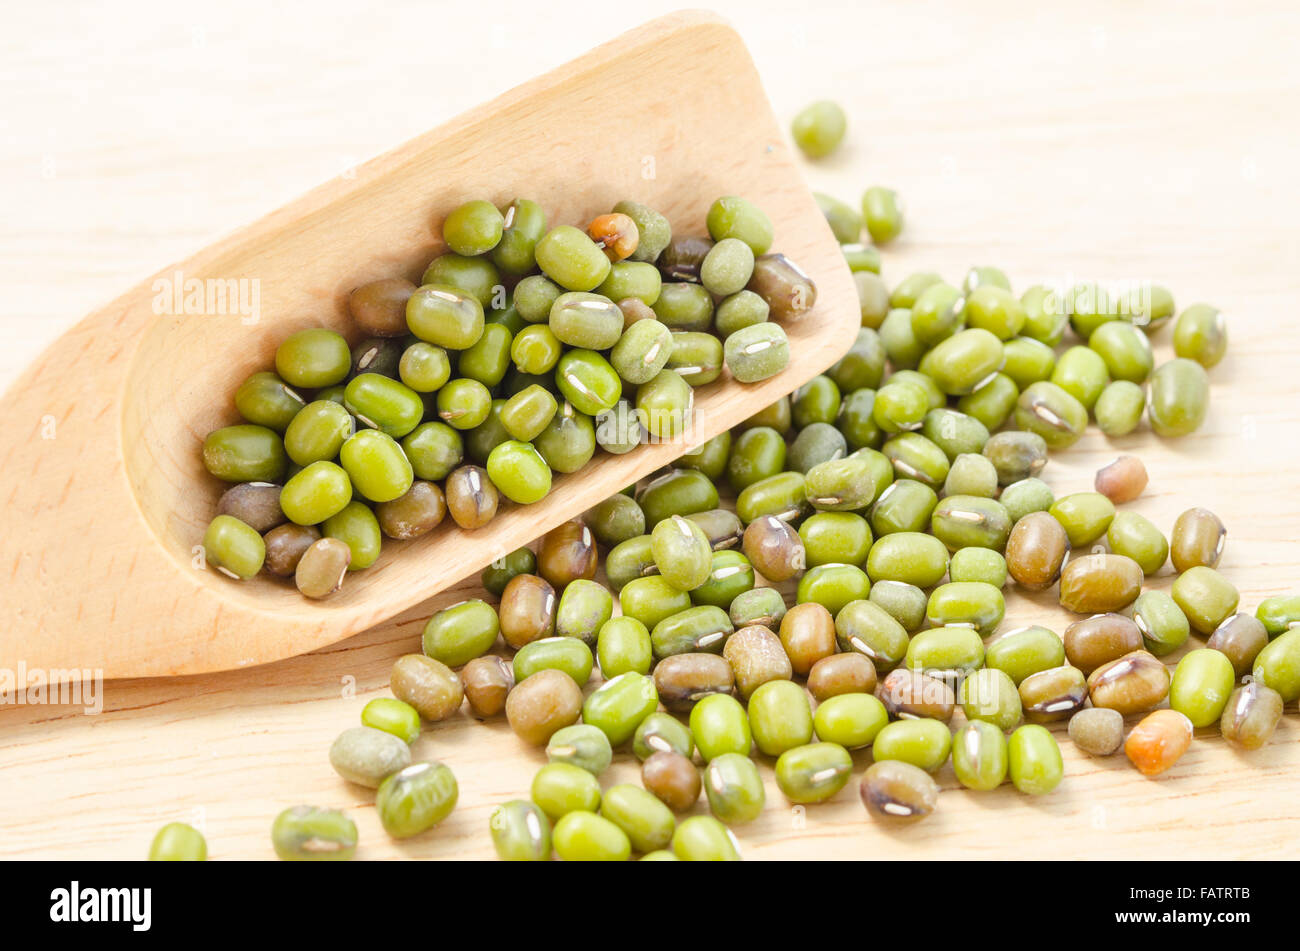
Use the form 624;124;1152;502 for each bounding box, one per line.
1251;628;1300;701
633;712;694;761
872;718;952;772
748;680;814;757
246;229;1264;856
217;481;285;532
149;822;208;862
361;697;421;743
537;519;598;589
1132;590;1190;656
705;752;767;824
743;516;805;582
583;672;660;746
672;815;741;861
984;625;1065;685
958;667;1023;732
376;761;459;838
1256;594;1300;637
264;522;320;577
498;574;557;649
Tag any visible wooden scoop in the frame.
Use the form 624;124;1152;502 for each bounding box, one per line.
0;10;857;680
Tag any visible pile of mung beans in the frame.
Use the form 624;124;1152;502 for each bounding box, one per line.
190;185;1282;862
197;195;813;599
146;105;1289;861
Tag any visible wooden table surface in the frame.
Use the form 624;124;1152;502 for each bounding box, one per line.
2;0;1299;860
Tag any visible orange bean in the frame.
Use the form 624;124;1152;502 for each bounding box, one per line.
587;213;639;262
1124;709;1193;776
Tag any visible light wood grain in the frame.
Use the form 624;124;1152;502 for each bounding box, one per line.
0;11;857;680
2;0;1299;860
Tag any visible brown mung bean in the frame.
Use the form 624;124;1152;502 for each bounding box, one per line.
295;536;351;599
461;655;514;718
1087;650;1170;715
641;750;701;812
722;625;792;700
217;481;286;532
349;277;416;337
876;669;956;722
264;523;320;577
1206;613;1269;678
375;480;446;539
1093;455;1148;504
1058;553;1143;614
1220;681;1284;750
390;653;464;721
1018;665;1088;722
687;509;745;551
1170;507;1226;572
537;519;598;589
658;235;714;283
742;516;805;583
779;602;837;675
653;653;735;712
445;465;499;529
498;574;557;649
859;760;938;822
1005;512;1068;590
747;253;817;321
504;669;582;745
617;297;656;327
1063;613;1143;675
807;653;878;701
